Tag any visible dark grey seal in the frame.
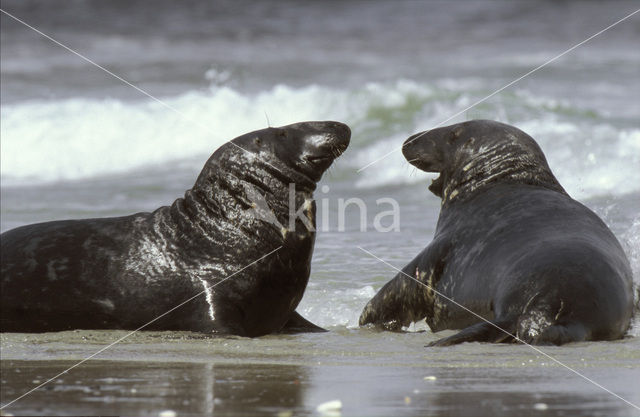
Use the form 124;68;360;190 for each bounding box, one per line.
1;121;350;336
359;120;633;346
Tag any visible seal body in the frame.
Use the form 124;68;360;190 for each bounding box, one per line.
359;120;633;345
1;121;350;336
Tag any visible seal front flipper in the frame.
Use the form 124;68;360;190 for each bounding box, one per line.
278;311;327;334
427;317;517;347
358;256;422;330
359;239;449;331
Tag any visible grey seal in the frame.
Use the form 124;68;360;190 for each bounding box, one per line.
1;121;350;336
359;120;633;346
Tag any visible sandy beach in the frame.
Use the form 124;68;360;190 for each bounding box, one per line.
2;329;640;416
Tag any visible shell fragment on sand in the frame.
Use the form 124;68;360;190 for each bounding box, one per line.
316;399;343;415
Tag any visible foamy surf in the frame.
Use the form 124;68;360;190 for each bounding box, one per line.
352;116;640;200
0;85;347;185
2;80;639;202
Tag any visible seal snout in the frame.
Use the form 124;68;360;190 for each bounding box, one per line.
402;132;423;166
402;130;442;173
301;121;351;162
402;129;449;198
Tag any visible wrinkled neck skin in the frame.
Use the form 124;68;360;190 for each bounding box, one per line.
438;138;566;207
169;147;317;257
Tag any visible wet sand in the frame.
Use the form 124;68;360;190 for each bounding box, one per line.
1;329;639;416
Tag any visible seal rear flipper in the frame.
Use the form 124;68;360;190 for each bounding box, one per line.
278;311;327;334
524;323;588;345
211;322;248;337
427;318;517;347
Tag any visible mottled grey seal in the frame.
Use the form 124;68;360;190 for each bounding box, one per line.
359;120;633;346
1;121;350;336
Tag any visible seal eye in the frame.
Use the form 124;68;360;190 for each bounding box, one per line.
254;137;262;145
448;127;464;143
279;130;287;138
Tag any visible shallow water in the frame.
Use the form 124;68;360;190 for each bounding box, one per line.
2;330;640;416
1;0;640;415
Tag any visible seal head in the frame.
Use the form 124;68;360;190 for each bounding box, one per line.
197;121;350;190
402;120;565;203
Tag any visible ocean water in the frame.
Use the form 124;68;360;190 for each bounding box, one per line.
1;1;639;416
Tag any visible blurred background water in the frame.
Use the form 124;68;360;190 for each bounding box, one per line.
1;1;639;416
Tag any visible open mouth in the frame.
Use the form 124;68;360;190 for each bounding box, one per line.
307;153;332;162
305;142;347;166
301;154;334;178
428;173;445;197
305;154;333;165
297;146;345;183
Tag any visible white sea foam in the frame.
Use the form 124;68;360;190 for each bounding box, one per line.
350;96;640;200
299;285;377;328
2;81;638;200
0;84;352;185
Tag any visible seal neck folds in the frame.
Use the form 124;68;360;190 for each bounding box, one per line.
442;138;566;204
173;121;350;246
